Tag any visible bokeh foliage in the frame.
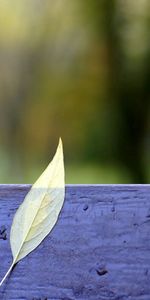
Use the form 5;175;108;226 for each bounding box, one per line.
0;0;149;183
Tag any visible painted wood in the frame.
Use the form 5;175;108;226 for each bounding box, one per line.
0;184;150;300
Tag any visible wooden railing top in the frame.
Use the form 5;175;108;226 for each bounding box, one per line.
0;184;150;300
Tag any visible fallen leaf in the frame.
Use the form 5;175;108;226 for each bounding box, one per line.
0;138;65;286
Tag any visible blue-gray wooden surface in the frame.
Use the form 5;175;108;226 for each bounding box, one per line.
0;184;150;300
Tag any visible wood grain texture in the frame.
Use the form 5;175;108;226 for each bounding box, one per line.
0;184;150;300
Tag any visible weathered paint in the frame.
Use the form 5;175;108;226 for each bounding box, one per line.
0;184;150;300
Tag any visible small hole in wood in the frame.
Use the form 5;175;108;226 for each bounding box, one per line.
0;225;7;240
83;204;88;211
96;268;108;276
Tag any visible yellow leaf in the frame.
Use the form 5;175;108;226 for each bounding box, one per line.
0;138;65;286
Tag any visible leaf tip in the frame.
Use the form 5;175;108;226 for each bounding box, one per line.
58;137;63;151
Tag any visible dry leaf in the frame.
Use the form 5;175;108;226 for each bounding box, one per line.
0;138;65;286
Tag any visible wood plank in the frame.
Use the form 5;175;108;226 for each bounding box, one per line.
0;184;150;300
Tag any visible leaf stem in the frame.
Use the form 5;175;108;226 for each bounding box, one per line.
0;262;15;287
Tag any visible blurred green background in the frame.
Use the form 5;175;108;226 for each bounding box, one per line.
0;0;149;184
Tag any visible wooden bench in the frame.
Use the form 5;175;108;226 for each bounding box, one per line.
0;184;150;300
